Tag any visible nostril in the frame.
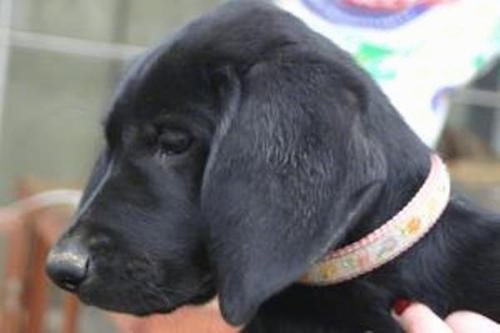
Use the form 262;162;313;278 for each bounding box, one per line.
46;240;90;292
57;259;89;292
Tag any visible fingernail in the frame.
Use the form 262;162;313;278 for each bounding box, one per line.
392;299;412;316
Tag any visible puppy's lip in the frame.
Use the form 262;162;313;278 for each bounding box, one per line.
76;277;216;315
135;281;217;314
189;281;217;305
128;304;180;317
78;289;180;316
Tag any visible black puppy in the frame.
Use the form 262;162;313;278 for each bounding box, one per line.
46;1;500;332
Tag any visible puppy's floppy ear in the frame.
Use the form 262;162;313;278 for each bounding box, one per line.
202;61;387;325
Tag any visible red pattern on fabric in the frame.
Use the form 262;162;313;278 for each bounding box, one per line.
341;0;450;11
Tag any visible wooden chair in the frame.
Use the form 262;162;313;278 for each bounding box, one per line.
0;189;237;333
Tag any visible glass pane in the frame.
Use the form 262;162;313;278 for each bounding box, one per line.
13;0;226;45
13;0;119;43
125;0;223;45
0;47;124;203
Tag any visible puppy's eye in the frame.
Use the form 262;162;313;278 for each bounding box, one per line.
158;129;192;156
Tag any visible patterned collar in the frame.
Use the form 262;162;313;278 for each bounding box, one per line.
301;154;450;285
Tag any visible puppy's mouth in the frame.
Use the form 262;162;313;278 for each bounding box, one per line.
76;274;216;316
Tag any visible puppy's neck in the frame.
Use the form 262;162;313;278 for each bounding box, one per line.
302;155;450;285
339;100;437;249
340;156;432;245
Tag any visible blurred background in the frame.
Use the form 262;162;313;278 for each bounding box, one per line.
0;0;225;204
0;0;498;332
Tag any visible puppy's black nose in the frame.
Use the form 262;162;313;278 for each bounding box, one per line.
46;239;90;292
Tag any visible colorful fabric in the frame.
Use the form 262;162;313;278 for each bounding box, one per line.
276;0;500;146
342;0;449;12
301;155;450;285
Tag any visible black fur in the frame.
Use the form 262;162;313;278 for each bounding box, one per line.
47;1;500;332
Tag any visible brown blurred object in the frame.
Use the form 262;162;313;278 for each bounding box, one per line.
448;160;500;185
0;193;74;333
438;124;500;186
437;125;492;161
0;182;238;333
438;124;500;213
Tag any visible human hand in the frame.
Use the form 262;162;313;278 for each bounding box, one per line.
392;300;500;333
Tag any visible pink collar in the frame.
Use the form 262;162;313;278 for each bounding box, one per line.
301;154;450;285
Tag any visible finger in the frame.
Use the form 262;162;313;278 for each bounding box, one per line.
393;302;452;333
446;311;500;333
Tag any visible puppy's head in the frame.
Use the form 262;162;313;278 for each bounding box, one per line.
45;1;419;326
